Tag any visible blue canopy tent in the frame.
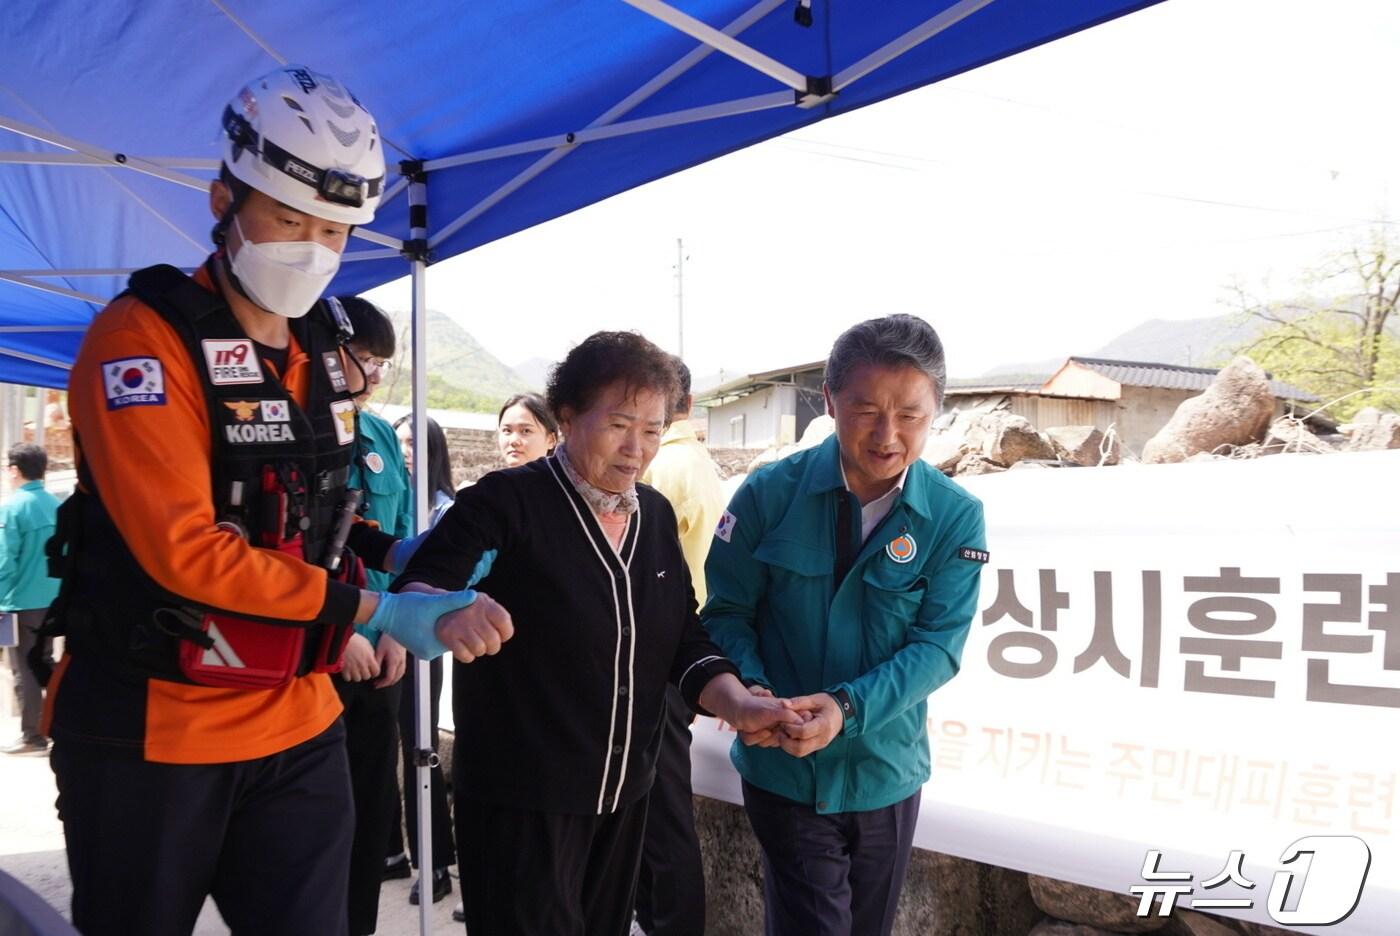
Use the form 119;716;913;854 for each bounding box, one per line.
0;0;1162;928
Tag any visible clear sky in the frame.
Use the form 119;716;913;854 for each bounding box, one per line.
364;0;1400;385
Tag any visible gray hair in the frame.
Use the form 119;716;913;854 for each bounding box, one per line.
825;314;946;407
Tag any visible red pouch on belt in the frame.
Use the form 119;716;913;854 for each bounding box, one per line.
178;614;306;689
176;536;310;689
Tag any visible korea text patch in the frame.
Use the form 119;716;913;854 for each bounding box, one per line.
103;357;166;410
959;547;989;564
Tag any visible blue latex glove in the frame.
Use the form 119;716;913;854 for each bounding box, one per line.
366;588;477;660
386;529;432;575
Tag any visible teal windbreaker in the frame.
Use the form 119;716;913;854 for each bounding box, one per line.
0;479;61;612
702;435;986;814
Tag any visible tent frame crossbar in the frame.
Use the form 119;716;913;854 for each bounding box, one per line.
427;0;788;249
835;0;1001;90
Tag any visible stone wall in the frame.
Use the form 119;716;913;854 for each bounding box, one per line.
444;427;502;485
697;796;1045;935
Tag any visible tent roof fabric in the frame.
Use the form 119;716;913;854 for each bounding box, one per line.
0;1;1163;389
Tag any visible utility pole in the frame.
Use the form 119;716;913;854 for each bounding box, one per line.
675;237;685;359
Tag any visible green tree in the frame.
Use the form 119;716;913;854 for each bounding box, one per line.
1228;229;1400;420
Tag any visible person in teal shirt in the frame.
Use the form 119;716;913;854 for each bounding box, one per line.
702;314;987;936
2;443;61;755
333;295;417;935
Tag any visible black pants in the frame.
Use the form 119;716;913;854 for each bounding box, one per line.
456;796;648;936
742;780;920;936
51;720;352;936
334;672;402;935
387;655;456;871
6;608;50;742
634;686;705;936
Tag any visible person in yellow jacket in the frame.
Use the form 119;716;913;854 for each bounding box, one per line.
634;357;728;936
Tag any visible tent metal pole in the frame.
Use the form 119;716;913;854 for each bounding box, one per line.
0;267;192;277
0;115;211;191
428;90;788;249
351;228;405;250
833;0;999;91
379;176;411;208
0;273;104;305
620;0;806;91
340;248;404;263
0;346;73;371
406;166;434;936
425;0;785;248
427;89;790;177
0;152;219;169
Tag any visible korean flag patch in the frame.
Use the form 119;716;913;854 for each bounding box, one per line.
103;357;166;410
715;510;737;543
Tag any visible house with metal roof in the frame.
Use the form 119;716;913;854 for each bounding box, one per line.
697;355;1321;455
946;357;1320;457
693;361;826;449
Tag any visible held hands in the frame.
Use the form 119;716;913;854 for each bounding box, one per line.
772;692;844;758
732;685;843;758
373;634;407;688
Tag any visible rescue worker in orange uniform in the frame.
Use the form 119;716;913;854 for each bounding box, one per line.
41;66;512;936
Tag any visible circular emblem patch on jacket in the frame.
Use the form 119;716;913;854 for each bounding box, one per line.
886;533;917;564
365;451;384;474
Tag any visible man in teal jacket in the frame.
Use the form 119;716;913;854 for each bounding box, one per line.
702;314;986;936
2;443;61;755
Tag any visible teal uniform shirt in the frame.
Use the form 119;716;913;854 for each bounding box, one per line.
349;410;413;640
0;479;62;612
702;434;986;814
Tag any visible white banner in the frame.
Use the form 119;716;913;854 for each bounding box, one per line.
691;450;1400;935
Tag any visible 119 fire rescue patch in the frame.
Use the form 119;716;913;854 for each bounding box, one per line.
103;357;166;410
202;339;264;385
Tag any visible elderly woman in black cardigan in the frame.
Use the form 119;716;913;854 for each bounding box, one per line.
395;331;800;936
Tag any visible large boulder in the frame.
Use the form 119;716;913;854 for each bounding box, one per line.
1160;909;1246;936
953;453;1007;476
1046;425;1119;466
967;411;1056;466
1028;875;1169;933
1030;921;1129;936
1346;412;1400;451
1141;358;1275;464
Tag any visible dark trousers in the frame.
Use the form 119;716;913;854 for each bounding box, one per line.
6;608;51;742
334;673;402;935
51;720;352;936
456;795;648;936
634;686;705;936
387;655;456;870
742;780;921;936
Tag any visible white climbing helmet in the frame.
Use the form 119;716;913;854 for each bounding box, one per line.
221;65;385;225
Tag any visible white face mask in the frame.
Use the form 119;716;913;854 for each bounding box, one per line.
228;216;342;318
